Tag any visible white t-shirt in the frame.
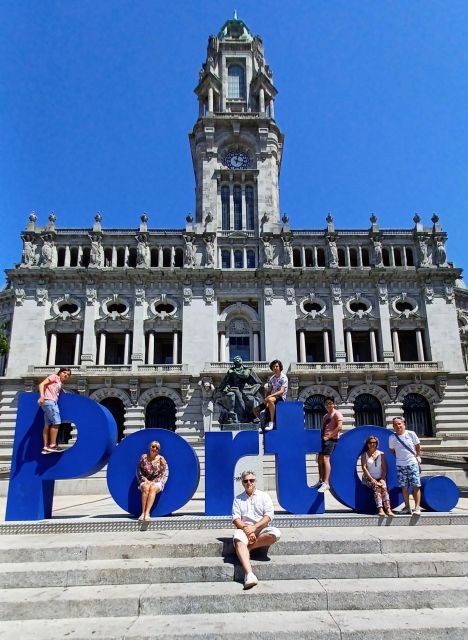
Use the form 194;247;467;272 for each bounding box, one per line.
232;489;275;525
268;373;288;401
389;430;420;467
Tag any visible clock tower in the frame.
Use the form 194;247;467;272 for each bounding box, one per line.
190;14;284;234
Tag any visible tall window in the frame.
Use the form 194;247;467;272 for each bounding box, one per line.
246;249;256;268
234;250;243;268
304;394;327;429
221;186;230;230
233;185;242;230
221;250;231;268
403;393;432;436
245;185;255;230
354;394;384;426
229;336;250;361
228;64;245;98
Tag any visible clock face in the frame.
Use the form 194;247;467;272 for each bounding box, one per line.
223;151;250;170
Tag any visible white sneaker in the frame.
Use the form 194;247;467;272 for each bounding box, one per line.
317;482;329;493
264;422;274;431
413;508;421;516
244;571;258;590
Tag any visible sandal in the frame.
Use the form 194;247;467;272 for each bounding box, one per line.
41;447;51;455
46;445;64;453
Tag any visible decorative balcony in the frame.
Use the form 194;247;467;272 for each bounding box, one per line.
289;361;443;373
203;361;271;373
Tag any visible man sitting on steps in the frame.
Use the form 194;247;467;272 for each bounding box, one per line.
232;470;281;590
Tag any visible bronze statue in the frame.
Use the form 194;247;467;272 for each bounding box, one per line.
215;356;262;424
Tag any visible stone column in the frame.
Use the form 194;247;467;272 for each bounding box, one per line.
259;88;265;112
47;332;57;366
147;331;155;365
416;329;425;362
208;87;214;112
172;331;178;365
124;332;131;365
64;246;71;267
73;333;82;366
112;246;117;267
158;247;163;267
98;332;106;366
253;333;259;361
219;332;226;362
370;330;378;362
331;294;346;362
323;330;330;362
230;247;234;268
299;330;306;363
346;331;354;363
378;297;394;363
301;247;306;267
270;99;275;119
392;330;401;363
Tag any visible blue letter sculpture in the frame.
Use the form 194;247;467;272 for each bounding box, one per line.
6;393;117;520
265;402;324;514
205;430;259;516
107;428;200;517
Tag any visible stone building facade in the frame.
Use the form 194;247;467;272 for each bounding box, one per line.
1;16;467;467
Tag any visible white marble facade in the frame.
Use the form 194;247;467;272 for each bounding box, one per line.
0;16;467;449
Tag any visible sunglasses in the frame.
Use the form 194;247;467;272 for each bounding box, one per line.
368;441;377;445
243;479;256;484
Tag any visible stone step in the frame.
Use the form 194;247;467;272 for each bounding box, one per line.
1;551;467;589
0;608;467;639
0;576;467;620
1;526;467;562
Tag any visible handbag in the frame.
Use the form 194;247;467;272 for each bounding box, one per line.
394;433;421;472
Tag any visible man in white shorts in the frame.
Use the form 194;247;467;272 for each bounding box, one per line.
232;470;281;589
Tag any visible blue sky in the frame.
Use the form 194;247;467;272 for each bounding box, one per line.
1;0;467;277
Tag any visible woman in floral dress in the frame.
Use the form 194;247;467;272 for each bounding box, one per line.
361;435;394;517
136;440;168;520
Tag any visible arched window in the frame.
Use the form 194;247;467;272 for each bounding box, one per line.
100;397;126;441
406;247;414;266
174;248;183;267
394;247;402;267
304;394;327;429
305;248;313;267
128;248;137;268
245;186;255;230
338;248;346;266
228;64;245;98
234;249;243;268
361;247;370;267
382;247;390;266
81;247;90;268
146;397;176;431
233;184;242;230
293;248;302;267
403;393;432;437
246;249;256;268
104;248;112;267
163;248;171;267
116;248;125;267
349;248;358;267
57;248;66;267
354;394;384;427
70;247;79;267
228;317;251;361
221;250;231;268
221;186;230;230
151;248;159;267
316;248;325;267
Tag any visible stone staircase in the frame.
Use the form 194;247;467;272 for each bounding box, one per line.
0;523;467;638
